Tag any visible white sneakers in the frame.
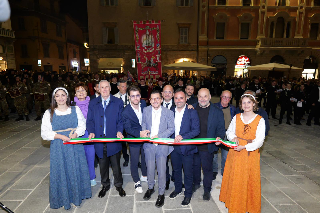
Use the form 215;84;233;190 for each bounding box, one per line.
140;175;148;182
135;181;143;193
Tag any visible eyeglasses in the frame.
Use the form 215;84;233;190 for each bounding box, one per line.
221;96;231;100
130;94;141;99
163;91;172;94
150;97;161;101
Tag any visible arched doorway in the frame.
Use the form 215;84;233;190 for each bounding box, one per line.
303;56;318;79
211;55;227;77
270;55;285;64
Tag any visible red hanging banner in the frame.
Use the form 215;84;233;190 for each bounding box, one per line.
133;20;162;80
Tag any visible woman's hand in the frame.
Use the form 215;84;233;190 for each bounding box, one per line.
60;135;70;142
234;145;245;152
69;132;78;139
231;137;239;145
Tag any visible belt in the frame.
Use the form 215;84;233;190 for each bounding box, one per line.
54;128;76;138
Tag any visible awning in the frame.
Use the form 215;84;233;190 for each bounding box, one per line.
98;58;123;69
163;61;216;71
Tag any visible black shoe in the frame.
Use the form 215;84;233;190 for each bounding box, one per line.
138;162;141;168
192;184;200;193
181;197;191;206
143;188;155;200
203;191;211;201
0;116;2;120
116;187;126;197
15;115;24;121
98;185;110;198
306;122;311;126
296;122;302;125
123;160;129;167
35;116;42;121
212;172;218;180
165;180;170;190
272;116;277;119
286;122;291;125
169;190;181;199
25;115;30;121
155;195;165;208
4;116;9;121
315;123;320;126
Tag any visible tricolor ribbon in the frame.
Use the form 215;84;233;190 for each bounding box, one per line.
63;138;237;148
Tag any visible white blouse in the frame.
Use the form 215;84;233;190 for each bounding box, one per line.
41;106;86;141
226;114;265;152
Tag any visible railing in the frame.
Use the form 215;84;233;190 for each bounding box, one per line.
0;28;15;38
258;38;308;47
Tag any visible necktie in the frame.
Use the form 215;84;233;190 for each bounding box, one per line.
104;100;107;135
165;103;169;108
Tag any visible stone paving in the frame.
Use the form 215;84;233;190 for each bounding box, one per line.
1;98;320;213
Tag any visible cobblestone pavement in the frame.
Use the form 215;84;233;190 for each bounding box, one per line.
1;98;320;213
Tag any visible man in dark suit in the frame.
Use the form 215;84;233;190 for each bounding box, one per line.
87;80;126;198
193;88;225;201
185;83;198;105
153;77;165;92
90;81;100;100
266;80;279;119
122;86;147;193
235;83;246;107
161;84;175;188
169;89;200;206
279;83;294;125
307;81;320;126
174;79;185;91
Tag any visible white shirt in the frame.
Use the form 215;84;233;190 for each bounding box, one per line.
150;107;162;139
163;99;172;109
175;105;186;136
41;106;86;141
226;114;265;152
131;103;142;125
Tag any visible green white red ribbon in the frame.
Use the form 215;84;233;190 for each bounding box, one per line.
63;138;237;148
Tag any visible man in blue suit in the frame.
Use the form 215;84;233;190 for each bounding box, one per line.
122;86;147;194
193;88;225;201
140;90;175;208
87;80;126;198
169;89;200;206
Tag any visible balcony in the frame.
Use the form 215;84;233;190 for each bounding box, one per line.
258;38;308;48
0;28;15;38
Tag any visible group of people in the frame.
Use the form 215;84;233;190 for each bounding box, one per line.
40;75;268;212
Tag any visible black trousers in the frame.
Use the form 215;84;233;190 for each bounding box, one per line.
294;106;304;124
307;102;320;124
99;146;123;188
266;100;277;118
122;142;129;161
279;104;292;123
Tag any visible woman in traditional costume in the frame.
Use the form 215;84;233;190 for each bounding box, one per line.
73;83;96;186
220;94;265;213
41;87;91;210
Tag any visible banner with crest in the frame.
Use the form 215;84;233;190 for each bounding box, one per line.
133;20;162;80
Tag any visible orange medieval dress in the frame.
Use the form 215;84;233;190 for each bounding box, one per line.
219;114;263;213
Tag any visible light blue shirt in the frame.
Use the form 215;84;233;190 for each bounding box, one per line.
101;96;110;108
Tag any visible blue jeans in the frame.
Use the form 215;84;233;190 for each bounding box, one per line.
212;145;229;176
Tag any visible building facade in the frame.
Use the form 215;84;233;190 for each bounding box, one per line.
199;0;320;78
10;0;68;72
87;0;199;76
0;19;16;71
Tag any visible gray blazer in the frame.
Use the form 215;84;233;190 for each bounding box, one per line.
142;105;175;154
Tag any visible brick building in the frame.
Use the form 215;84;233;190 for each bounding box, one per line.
0;18;16;71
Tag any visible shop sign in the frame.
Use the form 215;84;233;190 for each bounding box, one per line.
235;55;250;68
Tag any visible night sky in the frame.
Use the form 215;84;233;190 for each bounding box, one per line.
60;0;88;28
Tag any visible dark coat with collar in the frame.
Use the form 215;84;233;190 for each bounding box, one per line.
171;107;200;155
87;95;124;158
122;100;147;147
213;102;237;119
193;102;225;153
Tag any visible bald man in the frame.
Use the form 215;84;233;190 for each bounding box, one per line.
192;88;225;200
162;85;175;111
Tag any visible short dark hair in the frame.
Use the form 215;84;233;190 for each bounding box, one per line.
174;88;186;96
117;79;127;86
75;82;88;92
93;80;99;87
128;86;141;96
185;83;195;88
150;90;162;97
